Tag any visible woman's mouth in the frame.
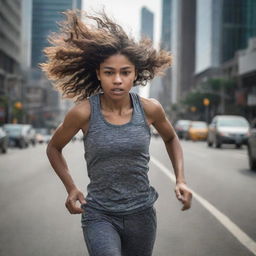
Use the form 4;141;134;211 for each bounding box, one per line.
111;88;124;94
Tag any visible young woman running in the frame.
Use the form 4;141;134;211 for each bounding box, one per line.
41;10;192;256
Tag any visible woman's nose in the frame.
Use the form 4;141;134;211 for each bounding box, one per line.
113;74;122;83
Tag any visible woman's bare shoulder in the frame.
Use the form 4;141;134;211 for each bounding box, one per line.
65;98;91;124
139;96;164;116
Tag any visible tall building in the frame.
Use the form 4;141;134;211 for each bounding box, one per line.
0;0;23;123
172;0;196;102
137;7;154;97
196;0;256;74
159;0;196;107
222;0;256;63
31;0;82;68
161;0;172;52
26;0;82;127
226;37;256;121
141;7;154;41
21;0;32;69
159;0;172;109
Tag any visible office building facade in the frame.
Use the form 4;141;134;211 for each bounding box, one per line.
159;0;172;110
31;0;82;68
27;0;81;127
172;0;196;103
0;0;22;123
138;7;154;98
196;0;256;74
141;7;154;41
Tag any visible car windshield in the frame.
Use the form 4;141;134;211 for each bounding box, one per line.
218;118;249;128
4;125;22;135
191;122;207;128
35;128;49;135
177;121;190;128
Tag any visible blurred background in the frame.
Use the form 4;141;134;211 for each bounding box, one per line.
0;0;255;129
0;1;256;256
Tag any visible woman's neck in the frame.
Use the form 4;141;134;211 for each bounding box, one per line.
100;93;132;114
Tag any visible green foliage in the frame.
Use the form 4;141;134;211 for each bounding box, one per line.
182;91;219;110
182;78;235;110
0;96;8;108
201;78;235;92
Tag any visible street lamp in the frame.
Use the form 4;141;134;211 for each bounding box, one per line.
203;98;210;123
14;101;23;110
5;74;22;123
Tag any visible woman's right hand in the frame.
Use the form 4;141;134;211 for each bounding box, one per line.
65;188;87;214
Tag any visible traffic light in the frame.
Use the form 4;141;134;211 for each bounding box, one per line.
14;101;23;110
203;98;210;106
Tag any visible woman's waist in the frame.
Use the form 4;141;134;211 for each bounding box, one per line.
83;187;158;215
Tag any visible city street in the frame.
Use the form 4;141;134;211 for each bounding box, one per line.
0;138;256;256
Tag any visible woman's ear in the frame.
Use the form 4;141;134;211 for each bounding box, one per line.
134;70;138;81
96;69;100;80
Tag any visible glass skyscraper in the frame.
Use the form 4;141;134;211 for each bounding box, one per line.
196;0;256;73
222;0;256;62
31;0;82;68
141;7;154;41
159;0;172;109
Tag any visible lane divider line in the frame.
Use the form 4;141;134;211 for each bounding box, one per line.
151;156;256;255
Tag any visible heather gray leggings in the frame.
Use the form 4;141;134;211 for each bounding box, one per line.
81;205;157;256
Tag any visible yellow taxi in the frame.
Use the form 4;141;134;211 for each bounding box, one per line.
187;121;208;141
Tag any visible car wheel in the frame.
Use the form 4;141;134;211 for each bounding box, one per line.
248;146;256;171
207;139;212;147
19;140;25;149
236;144;241;149
2;146;7;154
215;138;221;148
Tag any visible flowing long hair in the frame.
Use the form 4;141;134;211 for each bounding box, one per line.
40;10;172;101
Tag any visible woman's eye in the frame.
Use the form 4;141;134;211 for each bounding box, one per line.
104;71;113;75
122;71;131;75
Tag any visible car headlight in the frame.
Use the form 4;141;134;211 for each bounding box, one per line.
219;132;229;137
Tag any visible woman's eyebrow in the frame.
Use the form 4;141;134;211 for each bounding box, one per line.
103;66;132;70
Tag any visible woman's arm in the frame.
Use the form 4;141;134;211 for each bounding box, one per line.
143;98;192;211
46;101;90;214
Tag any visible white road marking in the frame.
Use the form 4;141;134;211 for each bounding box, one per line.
151;156;256;255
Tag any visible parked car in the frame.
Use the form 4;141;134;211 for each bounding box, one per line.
23;125;37;146
187;121;208;141
35;128;51;144
3;124;30;148
207;115;250;148
174;120;191;139
35;133;45;144
248;120;256;170
0;127;8;153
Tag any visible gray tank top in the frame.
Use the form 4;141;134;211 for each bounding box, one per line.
83;92;158;214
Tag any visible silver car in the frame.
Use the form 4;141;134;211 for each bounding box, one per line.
207;115;249;148
248;119;256;170
3;124;31;148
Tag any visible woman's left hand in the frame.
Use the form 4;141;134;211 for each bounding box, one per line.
65;188;87;214
174;182;192;211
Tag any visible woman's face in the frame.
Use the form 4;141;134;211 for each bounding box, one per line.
96;54;137;98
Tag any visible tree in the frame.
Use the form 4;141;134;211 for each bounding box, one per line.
181;78;235;121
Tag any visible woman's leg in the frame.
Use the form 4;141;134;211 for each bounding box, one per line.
81;207;122;256
122;206;157;256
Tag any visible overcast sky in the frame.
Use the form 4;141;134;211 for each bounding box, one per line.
82;0;162;48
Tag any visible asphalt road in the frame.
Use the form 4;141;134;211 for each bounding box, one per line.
0;138;255;256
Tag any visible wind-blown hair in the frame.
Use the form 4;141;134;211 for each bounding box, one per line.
40;10;172;101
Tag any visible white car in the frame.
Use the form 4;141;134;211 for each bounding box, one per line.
207;115;250;148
